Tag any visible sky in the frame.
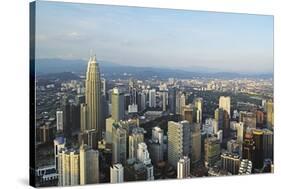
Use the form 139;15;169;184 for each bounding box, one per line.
35;1;274;74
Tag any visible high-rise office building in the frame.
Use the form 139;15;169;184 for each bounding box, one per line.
252;129;264;169
56;111;63;131
227;139;240;155
221;152;241;175
137;142;152;165
263;129;273;160
54;136;66;171
168;87;177;114
266;100;274;129
219;96;231;116
110;164;124;183
85;55;102;138
148;127;164;164
177;156;190;179
256;110;264;128
242;133;255;164
162;90;168;111
101;78;107;97
129;129;144;159
204;137;221;167
136;143;154;180
235;122;244;144
112;88;125;121
149;89;156;108
191;123;201;164
152;126;164;144
214;108;224;130
79;144;99;184
112;123;127;165
240;111;256;129
168;121;192;168
105;117;114;144
140;92;147;111
58;148;80;186
181;105;194;124
80;103;87;132
223;110;230;139
179;93;186;115
194;97;203;124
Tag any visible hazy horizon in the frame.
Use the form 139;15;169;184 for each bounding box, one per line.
35;1;274;74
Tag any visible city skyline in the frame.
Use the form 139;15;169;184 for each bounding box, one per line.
35;1;273;73
30;1;274;187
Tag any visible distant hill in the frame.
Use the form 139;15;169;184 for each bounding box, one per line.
35;58;273;79
37;72;80;81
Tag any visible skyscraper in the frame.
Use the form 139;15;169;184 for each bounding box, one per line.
112;123;127;165
137;142;152;165
129;129;144;159
252;129;264;169
112;87;125;121
56;111;63;131
80;104;87;132
79;144;99;185
54;136;65;171
178;93;186;115
168;121;192;168
204;137;221;167
85;55;102;138
181;105;194;124
177;156;190;179
58;148;80;186
110;164;124;183
266;100;274;129
136;142;154;180
242;133;255;164
191;123;201;164
168;87;177;114
221;152;241;175
194;97;203;124
148;127;164;164
263;129;273;160
219;96;231;116
214;108;224;130
149;89;156;108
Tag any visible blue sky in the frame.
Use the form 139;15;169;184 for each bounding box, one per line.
35;1;274;73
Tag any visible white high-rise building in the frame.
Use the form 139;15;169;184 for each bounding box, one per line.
137;142;152;165
58;148;80;186
194;98;203;124
56;111;63;131
179;93;186;116
168;121;192;168
219;96;231;116
136;142;154;180
110;164;124;183
149;89;156;108
129;129;144;159
235;122;244;144
152;126;164;144
177;156;190;179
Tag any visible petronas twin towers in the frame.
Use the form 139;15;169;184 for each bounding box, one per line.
83;55;102;141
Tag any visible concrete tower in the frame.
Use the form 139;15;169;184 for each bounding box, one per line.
85;55;102;138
